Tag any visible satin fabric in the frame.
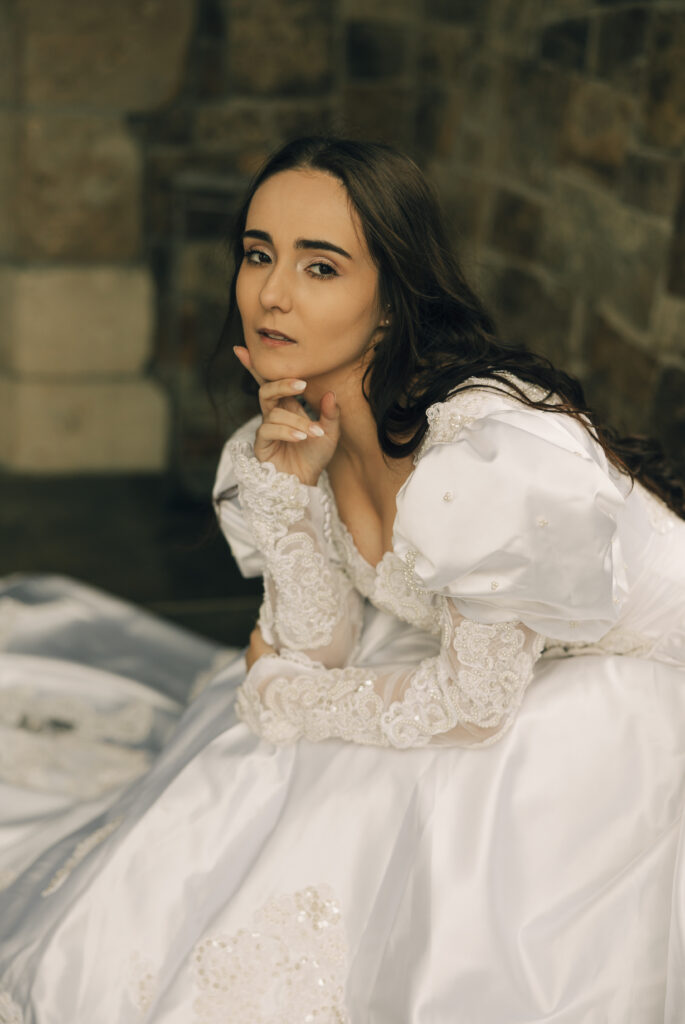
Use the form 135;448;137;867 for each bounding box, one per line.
0;577;683;1022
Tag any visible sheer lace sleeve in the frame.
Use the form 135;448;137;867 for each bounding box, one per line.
235;599;545;749
227;438;364;668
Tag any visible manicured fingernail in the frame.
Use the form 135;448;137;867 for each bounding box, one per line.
292;380;306;391
309;425;325;437
292;430;308;440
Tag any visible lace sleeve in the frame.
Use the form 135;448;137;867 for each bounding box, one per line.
228;439;364;668
235;599;545;748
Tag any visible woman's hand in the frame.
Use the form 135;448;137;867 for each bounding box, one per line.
245;625;275;671
234;345;340;486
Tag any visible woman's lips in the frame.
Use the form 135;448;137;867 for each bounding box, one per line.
258;329;296;348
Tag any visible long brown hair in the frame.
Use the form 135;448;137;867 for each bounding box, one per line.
217;136;684;517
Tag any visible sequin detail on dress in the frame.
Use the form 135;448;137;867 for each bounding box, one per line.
191;885;350;1024
0;992;23;1024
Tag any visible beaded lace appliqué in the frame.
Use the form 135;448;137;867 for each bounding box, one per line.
191;885;350;1024
0;992;23;1024
41;816;122;897
229;441;352;650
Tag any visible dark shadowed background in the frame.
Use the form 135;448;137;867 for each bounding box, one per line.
1;0;684;646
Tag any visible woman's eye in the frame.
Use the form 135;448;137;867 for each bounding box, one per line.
244;248;270;265
308;262;338;280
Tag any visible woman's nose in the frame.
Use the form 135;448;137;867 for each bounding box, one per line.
259;263;293;313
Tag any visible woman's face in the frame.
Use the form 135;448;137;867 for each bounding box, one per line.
236;169;383;384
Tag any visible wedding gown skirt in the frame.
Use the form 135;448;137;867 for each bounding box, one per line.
0;574;683;1023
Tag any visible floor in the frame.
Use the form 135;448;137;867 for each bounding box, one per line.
0;472;263;648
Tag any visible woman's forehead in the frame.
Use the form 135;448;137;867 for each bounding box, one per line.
247;169;369;255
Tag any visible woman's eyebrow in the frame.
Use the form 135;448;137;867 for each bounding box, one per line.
242;229;352;260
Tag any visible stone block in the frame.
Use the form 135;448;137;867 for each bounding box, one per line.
425;0;483;25
541;17;589;70
193;102;272;152
0;377;169;473
620;151;680;219
20;0;194;111
488;188;545;260
0;0;17;103
559;79;635;183
667;166;685;297
419;24;474;84
342;0;418;14
346;20;408;80
225;0;334;96
437;174;490;250
644;11;685;150
583;311;658;433
342;86;415;149
542;177;670;330
651;366;685;476
496;61;572;189
17;114;141;261
0;112;16;257
652;294;685;358
416;88;464;161
479;264;574;366
177;242;232;306
269;103;338;146
489;0;544;59
0;267;154;376
596;8;649;90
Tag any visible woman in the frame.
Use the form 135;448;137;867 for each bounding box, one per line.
0;136;684;1022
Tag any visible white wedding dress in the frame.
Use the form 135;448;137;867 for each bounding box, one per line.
0;380;684;1023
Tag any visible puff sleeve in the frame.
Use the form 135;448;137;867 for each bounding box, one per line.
392;399;629;643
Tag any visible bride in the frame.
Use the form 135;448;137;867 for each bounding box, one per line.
1;136;684;1023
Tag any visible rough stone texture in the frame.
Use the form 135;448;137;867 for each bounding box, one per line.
193;101;272;152
480;263;574;366
416;89;465;161
425;0;483;25
17;114;142;260
652;294;685;358
346;20;408;80
596;7;650;90
620;151;681;219
225;0;335;96
542;178;671;330
540;17;589;70
559;79;635;183
420;24;475;84
1;267;154;376
0;377;170;473
651;366;685;476
0;113;16;258
488;188;545;259
644;11;685;150
269;102;339;147
342;86;415;148
496;61;572;189
19;0;195;110
667;167;685;297
583;312;658;433
343;0;418;13
438;175;491;253
0;0;17;104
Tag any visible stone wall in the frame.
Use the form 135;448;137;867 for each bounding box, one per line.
1;0;683;478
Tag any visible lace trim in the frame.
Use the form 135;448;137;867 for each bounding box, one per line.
191;885;350;1024
380;657;458;748
641;488;677;535
127;952;158;1018
237;663;384;746
416;375;552;461
0;687;154;745
447;618;545;727
0;726;150;799
0;992;23;1024
228;439;310;550
543;628;656;660
41;816;122;897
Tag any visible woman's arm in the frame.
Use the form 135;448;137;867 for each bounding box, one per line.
236;599;544;748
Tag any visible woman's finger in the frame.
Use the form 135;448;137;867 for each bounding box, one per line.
265;407;324;437
257;377;308;417
256;422;312;444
